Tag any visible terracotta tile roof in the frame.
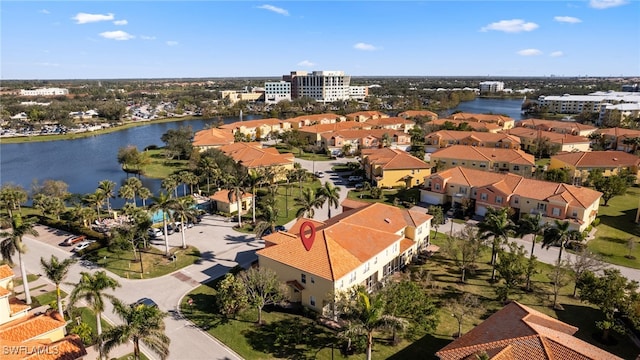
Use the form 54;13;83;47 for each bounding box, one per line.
505;127;590;145
257;203;432;281
436;301;622;360
398;110;438;119
283;113;343;124
0;286;10;297
0;264;14;280
365;117;415;127
518;119;597;133
2;335;87;360
596;127;640;137
362;148;430;170
431;145;535;166
299;121;367;134
448;112;514;124
219;118;282;129
427;130;521;144
209;189;253;204
427;167;602;208
322;129;407;144
552;151;640;168
9;298;31;315
219;142;294;168
430;119;503;132
341;198;370;211
192;128;234;147
0;311;66;343
345;111;388;120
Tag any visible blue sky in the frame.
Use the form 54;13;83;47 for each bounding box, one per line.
2;1;639;79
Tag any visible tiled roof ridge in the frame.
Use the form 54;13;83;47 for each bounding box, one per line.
437;334;541;359
321;231;337;280
458;167;474;187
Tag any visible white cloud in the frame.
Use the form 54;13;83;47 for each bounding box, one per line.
554;16;582;23
481;19;539;33
297;60;315;67
517;48;543;56
257;4;289;16
354;42;379;51
99;30;134;41
140;35;156;40
113;20;128;26
550;51;564;57
39;9;50;14
166;41;179;46
589;0;628;9
72;12;115;24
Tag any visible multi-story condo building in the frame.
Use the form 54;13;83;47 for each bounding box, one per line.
421;166;602;231
283;70;351;103
550;150;640;185
517;119;597;137
349;86;368;100
505;127;591;153
320;129;410;155
431;145;535;177
257;201;432;314
424;130;521;153
537;91;640;116
361;148;431;188
447;112;515;130
20;87;69;96
479;81;504;93
594;127;640;151
264;81;291;104
218;142;295;181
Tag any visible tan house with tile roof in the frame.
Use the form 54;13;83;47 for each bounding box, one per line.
282;113;346;129
505;127;592;153
436;301;622;360
219;142;294;181
361;148;431;188
517;118;598;136
0;265;87;360
209;189;253;215
192;128;234;151
320;129;410;155
594;127;640;152
297;121;368;145
365;117;415;133
447;112;515;130
429;119;503;133
219;118;289;140
345;111;389;122
398;110;438;121
425;130;521;153
550;150;640;185
257;202;432;314
421;166;601;231
431;145;535;177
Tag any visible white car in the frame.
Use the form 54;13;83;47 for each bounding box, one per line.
147;228;162;238
314;171;324;178
348;175;363;182
174;222;194;232
73;240;94;252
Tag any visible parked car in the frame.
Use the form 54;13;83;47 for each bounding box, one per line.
132;297;158;308
174;221;194;232
355;183;365;190
72;240;95;252
147;228;162;238
61;235;86;247
314;171;325;178
162;225;175;235
348;175;364;183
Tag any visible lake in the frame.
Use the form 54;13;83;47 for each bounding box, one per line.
0;98;524;203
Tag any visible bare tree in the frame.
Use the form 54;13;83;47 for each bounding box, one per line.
443;225;483;283
568;249;606;297
548;259;572;310
446;293;481;338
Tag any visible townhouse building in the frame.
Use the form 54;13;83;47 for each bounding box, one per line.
361;148;431;188
320;129;410;155
505;127;591;153
424;130;521;153
447;112;515;130
421;166;602;231
209;189;253;215
431;145;535;177
397;110;439;121
218;142;295;181
0;265;87;360
365;117;415;133
297;121;368;146
281;113;345;129
517;118;598;137
594;127;640;152
550;150;640;185
257;202;432;315
428;118;503;133
219;118;288;140
345;111;389;122
192;128;235;151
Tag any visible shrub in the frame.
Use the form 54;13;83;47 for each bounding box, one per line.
592;218;601;226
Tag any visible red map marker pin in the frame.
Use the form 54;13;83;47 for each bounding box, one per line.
300;221;316;251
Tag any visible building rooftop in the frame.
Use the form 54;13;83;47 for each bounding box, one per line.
552;151;640;168
398;110;438;119
362;148;430;170
431;145;535;166
192;128;235;147
219;142;294;168
505;127;590;144
426;130;521;144
517;119;597;133
429;119;503;132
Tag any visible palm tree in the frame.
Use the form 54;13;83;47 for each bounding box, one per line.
254;205;279;239
180;171;199;196
118;184;136;206
223;166;249;226
317;181;341;218
83;190;106;221
0;184;28;218
515;213;547;290
101;298;170;360
98;180;116;213
68;271;120;343
138;186;152;208
161;175;180;198
148;192;179;257
197;157;219;194
124;177;143;206
40;255;75;318
247;170;265;224
542;220;579;265
477;207;514;282
343;292;405;360
294;188;323;219
173;196;198;249
0;214;39;304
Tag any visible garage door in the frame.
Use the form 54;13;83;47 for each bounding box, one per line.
476;206;488;217
421;192;441;205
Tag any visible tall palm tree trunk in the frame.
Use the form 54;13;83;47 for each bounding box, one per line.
180;216;187;249
162;219;170;257
367;332;373;360
96;312;103;336
252;188;257;224
56;285;64;318
19;252;32;304
236;190;242;226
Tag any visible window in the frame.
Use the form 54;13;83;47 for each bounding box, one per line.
537;203;547;211
434;184;441;190
513;165;520;171
310;296;316;307
310;276;315;284
552;208;560;216
514;197;519;204
350;272;356;283
480;193;488;201
364;262;370;273
496;196;503;204
418;226;422;234
572;210;578;218
301;274;306;284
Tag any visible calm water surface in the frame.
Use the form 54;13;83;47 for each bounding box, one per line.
1;99;523;202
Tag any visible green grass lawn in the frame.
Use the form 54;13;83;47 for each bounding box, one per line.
66;306;112;345
180;235;638;360
12;273;41;286
141;149;190;179
588;186;640;268
83;245;201;279
115;353;150;360
254;179;323;225
33;289;68;308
